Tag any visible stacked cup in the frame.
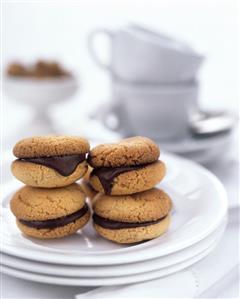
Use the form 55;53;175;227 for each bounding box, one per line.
88;136;172;244
10;136;91;239
88;24;204;141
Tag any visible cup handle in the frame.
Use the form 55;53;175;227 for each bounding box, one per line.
90;102;121;131
88;29;113;71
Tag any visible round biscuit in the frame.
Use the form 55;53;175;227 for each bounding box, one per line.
11;160;88;188
13;135;90;158
10;184;86;221
94;214;170;244
88;136;160;168
90;160;165;195
16;210;90;239
93;188;172;223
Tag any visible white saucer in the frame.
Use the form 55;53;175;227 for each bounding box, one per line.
160;132;232;153
159;132;232;164
1;153;228;266
1;239;219;286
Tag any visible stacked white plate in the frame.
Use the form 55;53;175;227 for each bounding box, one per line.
1;153;228;286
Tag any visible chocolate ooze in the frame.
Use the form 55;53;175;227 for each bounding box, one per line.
19;204;89;229
93;213;166;230
90;164;147;194
19;154;86;176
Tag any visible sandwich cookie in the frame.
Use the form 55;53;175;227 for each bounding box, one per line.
11;136;90;188
92;188;172;244
88;136;165;195
10;184;90;239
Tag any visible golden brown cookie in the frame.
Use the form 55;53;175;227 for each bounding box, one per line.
13;136;89;158
89;160;166;195
88;136;163;195
10;184;90;239
11;136;90;188
94;215;170;244
11;160;87;188
92;188;172;244
88;136;160;168
16;213;90;239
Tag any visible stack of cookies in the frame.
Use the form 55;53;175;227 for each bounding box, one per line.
10;136;91;239
88;137;172;244
9;135;172;244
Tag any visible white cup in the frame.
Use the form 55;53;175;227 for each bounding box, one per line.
88;25;204;84
95;80;199;140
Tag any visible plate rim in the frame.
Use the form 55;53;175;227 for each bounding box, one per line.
160;131;232;153
1;240;218;287
1;220;226;277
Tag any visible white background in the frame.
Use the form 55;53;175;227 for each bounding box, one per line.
2;0;239;112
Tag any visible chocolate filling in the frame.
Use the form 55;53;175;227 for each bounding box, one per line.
90;164;147;194
19;153;86;176
19;204;89;229
93;213;166;230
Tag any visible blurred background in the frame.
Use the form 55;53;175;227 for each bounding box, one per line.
2;0;239;168
1;2;239;297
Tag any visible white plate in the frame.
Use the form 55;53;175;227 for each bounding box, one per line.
1;239;218;286
1;219;226;277
160;132;232;153
1;153;228;265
